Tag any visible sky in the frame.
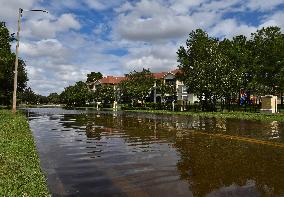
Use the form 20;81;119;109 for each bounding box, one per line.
0;0;284;95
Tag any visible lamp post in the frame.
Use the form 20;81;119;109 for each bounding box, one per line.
12;8;48;113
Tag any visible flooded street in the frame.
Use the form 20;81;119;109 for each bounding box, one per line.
26;108;284;197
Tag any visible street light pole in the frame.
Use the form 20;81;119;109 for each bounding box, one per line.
12;8;48;113
12;8;22;113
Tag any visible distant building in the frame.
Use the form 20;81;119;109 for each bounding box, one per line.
91;76;126;91
90;69;198;104
152;69;198;104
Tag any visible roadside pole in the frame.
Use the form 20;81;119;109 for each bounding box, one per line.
12;8;22;114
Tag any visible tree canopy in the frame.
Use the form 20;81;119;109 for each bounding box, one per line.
47;93;60;104
60;81;91;107
118;69;155;105
0;22;28;105
177;27;284;111
91;85;116;104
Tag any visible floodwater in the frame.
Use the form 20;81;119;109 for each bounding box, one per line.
26;108;284;197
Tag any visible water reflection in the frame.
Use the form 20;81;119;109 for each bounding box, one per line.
270;121;280;140
27;108;284;196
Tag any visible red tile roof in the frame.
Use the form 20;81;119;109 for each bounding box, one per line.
97;68;181;84
153;72;168;79
99;76;126;84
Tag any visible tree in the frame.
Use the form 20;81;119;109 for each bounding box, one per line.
19;87;38;105
47;93;60;104
155;79;176;102
118;69;155;105
19;87;48;105
177;29;229;111
86;72;103;89
37;95;48;104
250;26;284;96
0;22;28;105
218;36;253;106
92;85;116;104
60;81;91;107
177;27;284;111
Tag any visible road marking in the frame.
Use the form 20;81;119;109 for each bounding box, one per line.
187;130;284;148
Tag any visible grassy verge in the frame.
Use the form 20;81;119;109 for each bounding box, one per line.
0;110;50;196
126;109;284;122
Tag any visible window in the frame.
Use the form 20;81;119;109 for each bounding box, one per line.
182;86;187;93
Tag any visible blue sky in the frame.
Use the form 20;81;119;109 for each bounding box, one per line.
0;0;283;95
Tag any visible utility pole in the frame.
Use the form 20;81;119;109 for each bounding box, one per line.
12;8;22;113
12;8;48;113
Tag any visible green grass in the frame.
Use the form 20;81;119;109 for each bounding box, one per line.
0;110;50;196
126;109;284;122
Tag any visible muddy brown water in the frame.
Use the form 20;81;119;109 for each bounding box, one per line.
26;108;284;197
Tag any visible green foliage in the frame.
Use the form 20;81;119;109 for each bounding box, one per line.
86;72;103;88
177;27;284;111
47;92;60;104
0;22;28;105
250;26;284;95
60;81;91;106
155;79;176;100
219;36;252;97
0;56;28;105
91;85;116;103
0;110;50;196
19;87;38;105
177;29;229;110
119;69;155;104
19;87;48;105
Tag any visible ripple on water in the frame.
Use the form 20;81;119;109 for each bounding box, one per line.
26;108;284;197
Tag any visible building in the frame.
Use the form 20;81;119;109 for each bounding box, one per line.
90;69;198;104
91;76;126;91
152;69;198;104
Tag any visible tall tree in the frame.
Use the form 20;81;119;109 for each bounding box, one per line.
118;69;155;105
47;92;60;104
60;81;91;107
92;85;116;104
155;79;176;102
86;72;103;89
251;26;284;95
218;35;253;105
0;22;28;105
177;29;229;111
19;87;38;105
19;87;48;105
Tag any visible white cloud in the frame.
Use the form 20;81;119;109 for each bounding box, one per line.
29;79;69;94
114;0;233;42
26;58;89;95
210;19;257;38
84;0;125;10
20;39;70;58
116;14;195;41
246;0;284;11
170;0;203;13
115;1;134;13
119;42;179;73
260;11;284;30
114;0;197;42
123;56;177;72
46;0;82;11
0;0;38;21
56;14;81;31
23;13;81;39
